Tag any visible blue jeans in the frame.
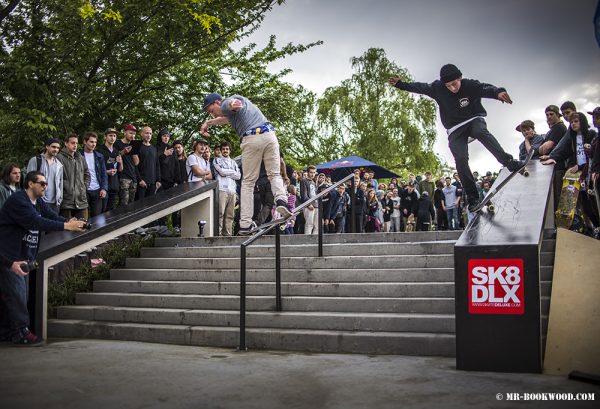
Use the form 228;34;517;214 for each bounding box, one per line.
0;264;30;338
446;208;460;230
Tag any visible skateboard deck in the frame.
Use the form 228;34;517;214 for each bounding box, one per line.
471;149;534;213
555;170;581;229
250;214;291;233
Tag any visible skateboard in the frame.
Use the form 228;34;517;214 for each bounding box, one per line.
250;214;291;233
471;149;534;214
405;214;415;232
590;181;600;238
555;170;582;229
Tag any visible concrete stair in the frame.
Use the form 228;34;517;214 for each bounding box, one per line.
48;230;555;356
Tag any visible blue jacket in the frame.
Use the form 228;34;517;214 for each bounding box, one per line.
80;149;108;192
0;190;66;263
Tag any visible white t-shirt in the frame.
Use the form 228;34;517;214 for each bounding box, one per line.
391;196;401;217
84;151;100;190
186;154;210;183
576;134;586;166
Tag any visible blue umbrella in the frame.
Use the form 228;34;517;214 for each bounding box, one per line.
315;155;400;181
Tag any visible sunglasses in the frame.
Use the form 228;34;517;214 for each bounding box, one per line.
34;181;48;187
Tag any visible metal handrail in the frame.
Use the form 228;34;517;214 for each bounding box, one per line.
238;172;356;350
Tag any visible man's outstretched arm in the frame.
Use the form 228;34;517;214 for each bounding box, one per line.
388;76;435;98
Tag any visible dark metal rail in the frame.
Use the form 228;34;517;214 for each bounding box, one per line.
238;173;356;350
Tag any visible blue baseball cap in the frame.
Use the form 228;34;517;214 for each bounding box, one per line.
202;93;222;111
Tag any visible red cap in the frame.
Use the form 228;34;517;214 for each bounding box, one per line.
123;123;137;132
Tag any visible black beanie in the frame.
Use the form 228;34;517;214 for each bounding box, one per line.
158;127;170;138
440;64;462;83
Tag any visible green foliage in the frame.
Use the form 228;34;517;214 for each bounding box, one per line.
48;233;153;309
0;0;318;164
315;48;444;175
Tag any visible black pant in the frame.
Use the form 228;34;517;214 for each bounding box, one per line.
436;207;448;230
346;211;364;233
86;189;103;217
416;216;431;231
254;183;274;225
449;118;513;203
136;183;156;201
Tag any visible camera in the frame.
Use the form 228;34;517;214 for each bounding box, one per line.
20;260;39;273
78;218;92;230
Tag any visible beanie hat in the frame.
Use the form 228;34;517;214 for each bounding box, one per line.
158;127;170;138
440;64;462;83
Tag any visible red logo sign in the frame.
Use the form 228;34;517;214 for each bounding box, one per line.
468;259;524;314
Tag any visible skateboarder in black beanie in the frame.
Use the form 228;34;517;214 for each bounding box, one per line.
389;64;525;212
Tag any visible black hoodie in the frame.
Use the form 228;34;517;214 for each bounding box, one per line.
394;78;505;130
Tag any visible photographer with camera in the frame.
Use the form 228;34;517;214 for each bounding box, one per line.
0;171;86;345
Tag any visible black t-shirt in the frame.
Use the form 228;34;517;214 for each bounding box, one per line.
137;143;160;184
545;122;568;145
114;139;138;182
97;144;120;192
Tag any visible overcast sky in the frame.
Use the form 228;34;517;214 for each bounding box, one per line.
242;0;600;174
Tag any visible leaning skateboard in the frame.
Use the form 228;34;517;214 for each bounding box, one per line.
555;170;582;229
471;149;534;214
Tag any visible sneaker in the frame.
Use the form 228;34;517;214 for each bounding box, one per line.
506;159;525;172
275;199;292;218
13;328;44;347
238;221;257;236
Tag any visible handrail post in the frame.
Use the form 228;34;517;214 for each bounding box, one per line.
350;176;356;233
275;225;282;311
239;244;247;351
318;197;323;257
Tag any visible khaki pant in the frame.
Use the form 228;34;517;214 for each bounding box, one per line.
218;191;237;236
240;132;286;228
303;206;319;235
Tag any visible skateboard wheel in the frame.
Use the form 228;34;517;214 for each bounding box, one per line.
487;204;495;213
523;169;529;177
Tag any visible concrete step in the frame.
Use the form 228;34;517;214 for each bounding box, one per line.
110;268;455;283
93;281;456;298
56;306;456;333
47;320;456;356
155;231;463;247
125;255;454;270
94;279;553;298
75;293;456;314
141;241;456;258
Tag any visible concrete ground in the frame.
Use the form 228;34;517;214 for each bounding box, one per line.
0;339;598;409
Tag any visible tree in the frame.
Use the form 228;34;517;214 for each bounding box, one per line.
0;0;321;164
316;48;444;175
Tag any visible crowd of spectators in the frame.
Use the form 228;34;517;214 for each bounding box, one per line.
0;101;598;237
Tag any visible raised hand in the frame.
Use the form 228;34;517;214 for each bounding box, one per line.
388;76;401;86
498;91;513;104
